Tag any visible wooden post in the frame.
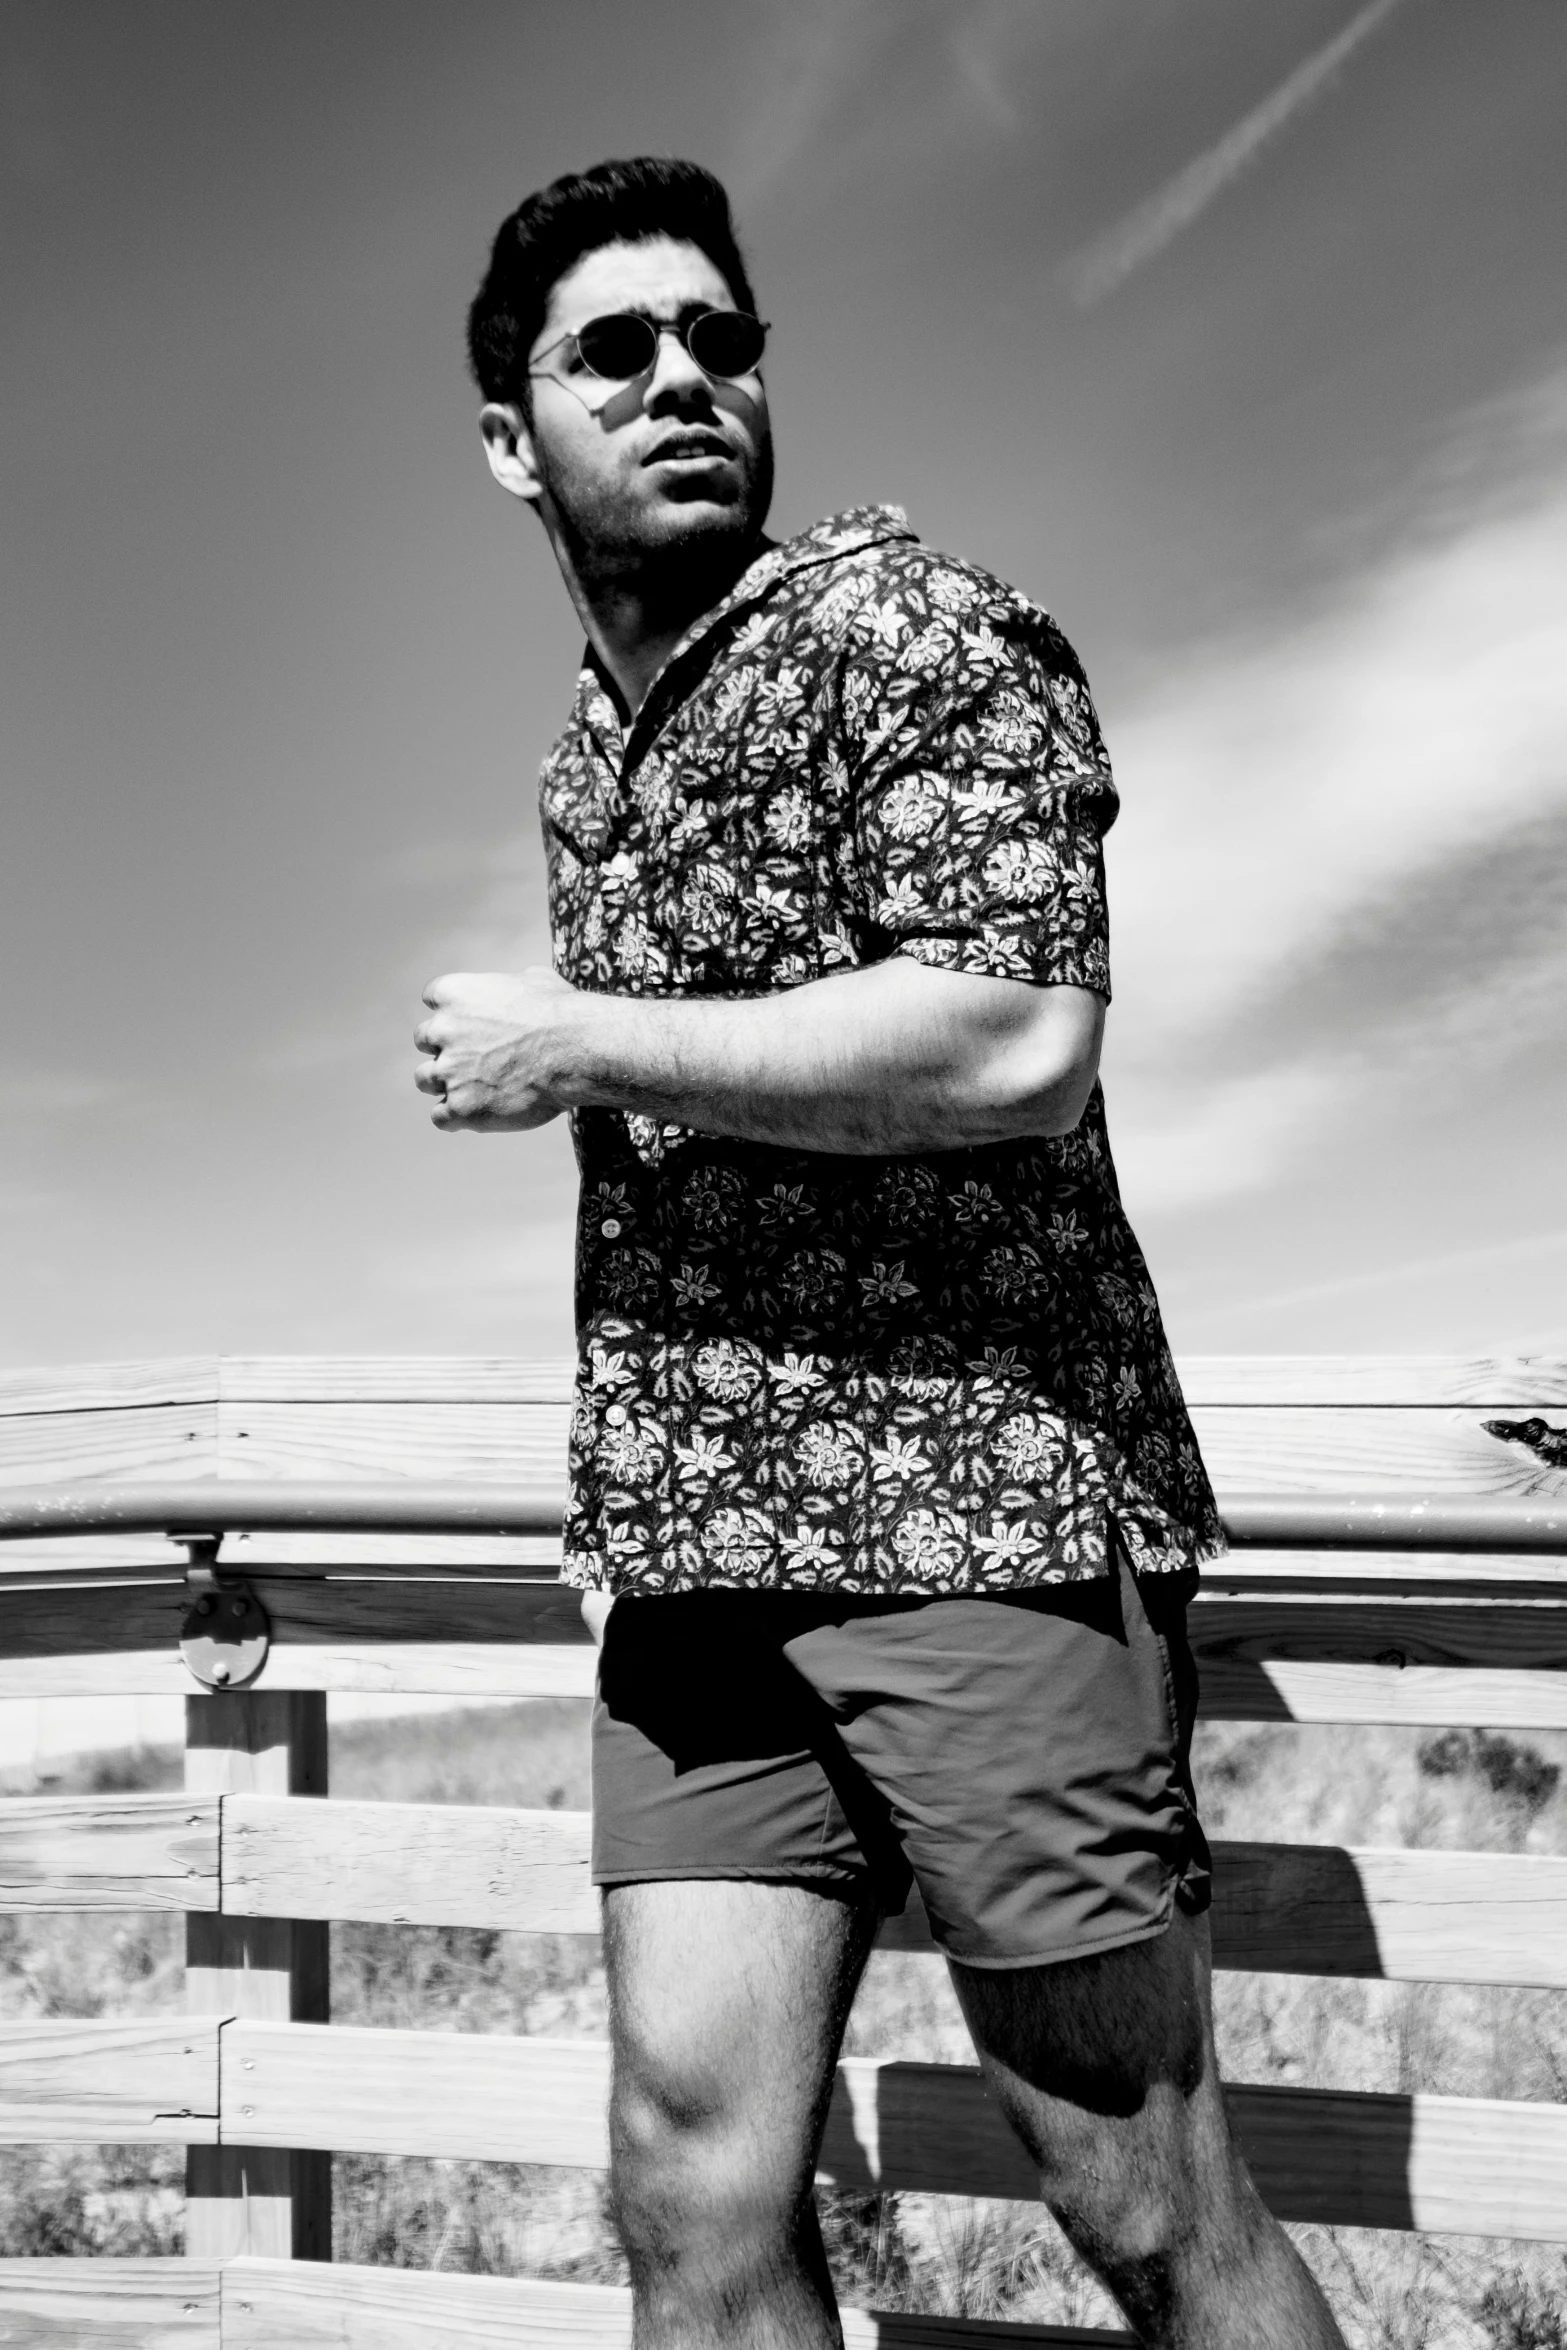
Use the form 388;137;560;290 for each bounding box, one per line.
185;1690;331;2260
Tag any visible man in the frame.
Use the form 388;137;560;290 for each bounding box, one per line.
415;157;1345;2350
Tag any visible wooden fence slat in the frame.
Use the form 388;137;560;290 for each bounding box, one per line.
254;1577;592;1646
7;1639;1567;1720
0;1644;599;1701
0;1793;218;1913
1229;2081;1567;2239
1176;1357;1567;1407
1;1352;1559;1416
0;2258;220;2346
217;2260;1131;2348
217;1358;577;1404
224;1795;596;1933
215;1403;571;1485
1187;1407;1567;1497
221;1797;1567;1990
30;1791;1567;1990
220;2022;610;2165
1198;1660;1567;1727
0;2016;220;2143
0;1359;218;1418
1191;1597;1567;1671
1211;1842;1567;1986
0;1404;219;1486
214;2021;1567;2241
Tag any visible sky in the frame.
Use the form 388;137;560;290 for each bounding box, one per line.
4;0;1566;1376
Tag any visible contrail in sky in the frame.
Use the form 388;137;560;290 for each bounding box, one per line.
1064;0;1406;305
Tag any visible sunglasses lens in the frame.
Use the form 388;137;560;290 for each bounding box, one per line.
688;312;766;377
574;315;658;378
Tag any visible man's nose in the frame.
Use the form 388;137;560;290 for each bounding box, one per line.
643;326;712;408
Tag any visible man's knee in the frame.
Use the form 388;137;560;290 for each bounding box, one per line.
1038;2085;1256;2282
608;2035;805;2266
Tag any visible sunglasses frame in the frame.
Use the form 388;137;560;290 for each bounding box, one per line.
528;308;770;387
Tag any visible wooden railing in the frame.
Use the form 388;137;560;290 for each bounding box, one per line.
0;1354;1565;2345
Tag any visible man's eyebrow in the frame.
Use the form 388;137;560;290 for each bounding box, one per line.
612;299;730;324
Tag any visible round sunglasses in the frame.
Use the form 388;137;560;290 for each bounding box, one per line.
530;309;769;386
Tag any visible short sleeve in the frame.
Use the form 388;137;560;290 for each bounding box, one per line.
843;567;1117;998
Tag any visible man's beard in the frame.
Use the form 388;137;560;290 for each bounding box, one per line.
539;430;774;614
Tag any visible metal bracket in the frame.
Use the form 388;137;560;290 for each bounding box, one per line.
176;1532;271;1691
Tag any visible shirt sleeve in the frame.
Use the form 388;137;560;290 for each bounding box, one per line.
842;566;1117;997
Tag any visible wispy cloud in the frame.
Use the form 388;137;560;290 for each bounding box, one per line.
1064;0;1405;305
1103;364;1567;1213
723;1;907;207
1175;1229;1567;1333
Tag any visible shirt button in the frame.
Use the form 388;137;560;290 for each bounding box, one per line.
601;1218;622;1238
605;1404;628;1426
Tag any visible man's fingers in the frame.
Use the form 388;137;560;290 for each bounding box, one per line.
413;1060;447;1099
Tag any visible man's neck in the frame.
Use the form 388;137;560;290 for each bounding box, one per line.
555;531;762;721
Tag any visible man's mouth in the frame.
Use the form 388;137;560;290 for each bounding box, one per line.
643;433;735;467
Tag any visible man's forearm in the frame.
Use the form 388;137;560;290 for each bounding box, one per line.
557;960;1103;1155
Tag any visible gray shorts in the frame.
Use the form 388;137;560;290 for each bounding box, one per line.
591;1538;1210;1969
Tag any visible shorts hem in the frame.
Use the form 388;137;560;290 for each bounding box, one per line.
933;1887;1179;1972
593;1864;895;1906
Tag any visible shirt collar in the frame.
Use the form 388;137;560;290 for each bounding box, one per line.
545;505;918;850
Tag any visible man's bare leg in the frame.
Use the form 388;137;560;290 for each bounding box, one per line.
604;1878;876;2350
951;1907;1346;2349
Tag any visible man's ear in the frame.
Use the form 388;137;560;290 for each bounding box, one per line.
479;402;543;505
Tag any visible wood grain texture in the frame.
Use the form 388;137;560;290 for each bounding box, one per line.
213;2021;1567;2240
214;1403;571;1484
217;2260;1131;2348
0;2258;219;2345
0;1793;217;1913
1176;1358;1567;1407
254;1577;592;1647
219;1358;578;1404
1191;1596;1567;1670
0;1582;183;1662
213;1797;1567;1990
1;1353;1559;1415
186;1692;330;2263
1211;1843;1567;1986
0;2016;220;2143
0;1404;218;1488
1228;2081;1567;2238
0;1360;218;1418
224;1795;597;1932
1199;1659;1567;1727
0;1644;599;1701
1190;1408;1567;1497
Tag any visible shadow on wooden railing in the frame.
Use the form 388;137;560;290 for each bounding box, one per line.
0;1354;1565;2347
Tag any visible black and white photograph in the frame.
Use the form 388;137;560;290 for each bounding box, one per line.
2;6;1565;2344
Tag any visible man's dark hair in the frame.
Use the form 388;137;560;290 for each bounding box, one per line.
467;157;757;410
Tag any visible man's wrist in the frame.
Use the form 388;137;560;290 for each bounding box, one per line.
552;986;654;1115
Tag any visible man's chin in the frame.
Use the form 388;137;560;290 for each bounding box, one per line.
640;488;753;543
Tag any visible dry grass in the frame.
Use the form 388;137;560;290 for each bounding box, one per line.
4;1701;1567;2343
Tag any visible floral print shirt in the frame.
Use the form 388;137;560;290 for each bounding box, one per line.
541;506;1223;1593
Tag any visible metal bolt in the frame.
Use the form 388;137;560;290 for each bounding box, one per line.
211;1663;231;1686
241;2104;254;2118
230;1597;247;1619
196;1596;214;1617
